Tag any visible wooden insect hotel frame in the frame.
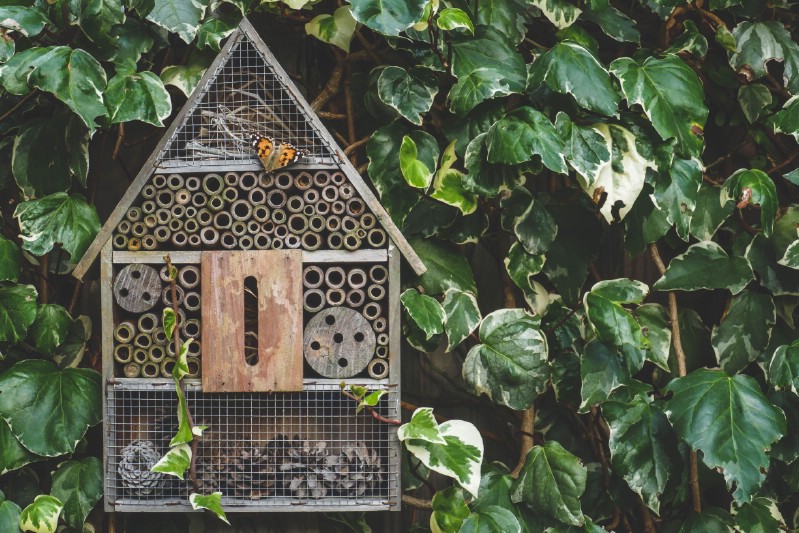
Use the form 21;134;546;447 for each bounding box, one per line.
73;17;426;514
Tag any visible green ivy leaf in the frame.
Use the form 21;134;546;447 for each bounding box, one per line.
678;508;734;532
399;135;434;189
463;309;549;410
476;0;529;44
349;0;427;35
546;519;607;532
0;360;101;456
555;113;610;186
734;497;785;533
665;369;786;503
448;27;526;115
665;20;708;58
462;132;529;197
528;42;619;116
651;157;702;241
0;284;37;344
581;0;640;43
0;490;22;533
505;241;545;296
580;340;629;409
50;457;102;529
605;399;679;513
583;278;649;353
746;234;799;296
160;48;214;96
430;487;470;532
401;289;446;340
653;241;754;294
738;84;772;124
0;419;39;476
305;6;356;52
530;0;581;29
18;495;62;533
441;289;481;351
485;106;566;173
110;19;157;65
28;304;72;356
0;6;49;38
411;237;477;294
356;390;386;414
779;240;799;269
768;340;799;394
635;303;671;371
610;55;708;157
14;192;101;262
377;66;438;126
146;0;207;43
501;187;558;255
0;237;22;282
196;13;238;50
689;185;734;241
712;291;775;374
729;21;799;94
430;141;478;213
511;441;587;526
460;505;522;533
151;443;192;479
0;48;48;95
437;8;474;33
72;0;125;51
105;71;172;127
721;169;778;237
397;407;446;444
189;492;229;525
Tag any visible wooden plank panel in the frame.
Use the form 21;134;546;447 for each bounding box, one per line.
201;250;303;392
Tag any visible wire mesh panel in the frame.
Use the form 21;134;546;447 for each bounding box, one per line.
106;381;399;511
160;34;336;166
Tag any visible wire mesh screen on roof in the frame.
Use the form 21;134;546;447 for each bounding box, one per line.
160;34;336;166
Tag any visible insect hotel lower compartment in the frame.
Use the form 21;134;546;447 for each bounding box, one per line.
72;17;427;514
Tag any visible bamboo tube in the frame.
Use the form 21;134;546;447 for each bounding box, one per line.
156;189;174;208
141;200;157;215
114;321;136;343
168;218;183;232
113;234;128;249
247;220;261;234
367;284;386;301
131;221;147;237
141;361;160;378
373;316;387;333
133;348;149;365
152;174;167;189
202;173;224;195
127;237;142;251
152;327;167;346
369;265;388;284
184;218;199;235
175;188;191;205
189;233;201;247
325;288;346;306
191;191;208;208
368;358;389;379
346;197;365;216
200;226;219;246
285;233;301;248
327;231;343;249
126;207;142;222
240;171;258;191
184;291;201;311
313;170;330;187
167;174;184;191
274;224;289;238
367;228;387;247
344;232;361;250
330;171;346;186
302;204;315;217
302;188;319;205
377;333;389;346
231;199;253;221
186;357;201;378
341;216;359;233
339;183;355;200
325;267;346;288
271;237;284;249
272;209;287;224
171;230;188;248
303;266;324;288
185;205;197;219
114;344;133;364
141;235;157;250
222;186;238;203
221;231;237;249
356;228;367;239
347;269;367;289
261;220;275;234
363;302;382;321
267;189;287;208
321;185;338;202
160;358;176;377
156;208;171;225
308;215;325;233
331;200;346;215
170;204;186;220
294;171;313;190
178;266;200;289
301;231;321;250
224;172;239;187
134;332;152;349
160;265;172;283
231;220;247;237
137;313;158;333
142;184;157;199
258;171;274;188
116;219;131;234
303;288;326;312
288;213;308;233
182;318;201;339
123;363;141;378
325;215;341;232
162;285;184;307
249;187;267;206
376;345;389;358
208;194;225;212
148;344;166;363
197;208;213;225
187;339;201;356
153;226;170;243
346;289;365;307
143;213;158;228
315;201;330;216
239;235;254;250
185;175;201;191
254;232;271;249
275;171;293;190
286;195;304;214
213;211;232;230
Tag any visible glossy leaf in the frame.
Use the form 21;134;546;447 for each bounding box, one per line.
0;6;49;37
18;495;62;533
583;278;649;352
721;169;777;237
105;71;172;127
399;135;434;188
189;492;229;525
401;289;446;340
160;49;214;96
0;236;22;282
665;369;786;502
729;21;799;94
651;157;702;241
305;6;356;52
635;303;671;371
441;289;481;351
349;0;427;35
54;315;92;369
555;113;610;183
485;106;566;173
28;304;71;356
712;291;775;374
377;66;438;125
0;419;38;476
411;238;477;294
151;443;192;479
72;0;125;50
0;284;37;344
397;407;446;444
462;132;528;197
436;8;474;33
460;505;521;533
653;241;754;294
738;84;772;123
196;14;238;51
430;487;469;533
146;0;207;43
689;185;734;241
463;309;549;410
734;497;785;533
0;490;22;533
50;457;102;529
768;340;799;394
531;0;581;29
580;340;629;409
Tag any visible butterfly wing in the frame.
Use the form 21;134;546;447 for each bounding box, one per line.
250;134;306;172
275;142;305;169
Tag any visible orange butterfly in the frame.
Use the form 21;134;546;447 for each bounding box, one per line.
249;133;306;172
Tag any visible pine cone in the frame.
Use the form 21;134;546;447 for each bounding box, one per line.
334;441;385;497
230;444;276;499
280;436;334;499
118;440;164;496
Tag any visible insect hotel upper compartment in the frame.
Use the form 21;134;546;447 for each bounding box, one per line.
73;17;426;514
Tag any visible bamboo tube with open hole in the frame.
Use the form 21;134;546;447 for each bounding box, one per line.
141;235;157;250
346;198;365;217
347;268;367;289
131;221;147;237
325;288;346;306
156;189;175;208
167;174;184;191
123;363;141;378
288;213;308;233
184;291;201;312
231;199;253;221
133;348;149;365
308;215;325;233
369;265;388;284
315;201;330;216
186;357;201;378
247;220;261;234
213;211;232;230
249;187;267;206
303;266;324;288
301;232;321;250
208;194;225;211
294;171;312;190
327;231;343;249
191;191;208;208
330;171;346;186
184;218;199;235
363;302;382;321
271;237;284;249
373;316;387;333
367;284;386;301
375;345;389;358
261;220;275;234
222;186;238;203
325;215;341;232
152;174;167;189
275;171;293;190
148;344;166;363
162;285;184;306
181;318;201;339
368;358;388;379
142;361;160;378
153;226;170;243
224;172;239;187
127;237;142;251
175;188;191;205
313;170;330;187
178;266;200;289
339;183;354;200
286;195;304;214
303;188;320;204
152;327;167;346
325;267;346;288
331;200;345;215
126;207;142;222
284;233;301;248
114;321;136;343
239;235;254;250
113;234;128;249
341;216;359;234
258;171;274;188
360;213;376;229
116;220;131;235
137;313;158;333
303;289;325;312
185;175;201;191
377;333;389;346
187;339;201;357
156;208;171;225
142;200;157;214
200;226;219;246
188;234;201;247
321;185;338;202
239;171;257;190
231;220;247;237
171;230;188;248
220;231;237;249
254;233;271;249
160;358;176;377
168;218;183;232
142;184;157;199
367;228;387;247
202;173;224;195
267;189;286;209
252;204;269;223
143;214;158;229
114;344;133;364
346;289;365;307
343;232;361;250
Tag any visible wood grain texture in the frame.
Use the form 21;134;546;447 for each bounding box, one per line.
113;264;162;313
201;250;303;392
303;307;375;378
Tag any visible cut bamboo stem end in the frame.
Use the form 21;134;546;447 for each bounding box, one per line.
303;289;326;312
114;344;133;364
123;362;141;378
303;266;324;288
114;321;136;343
368;358;389;379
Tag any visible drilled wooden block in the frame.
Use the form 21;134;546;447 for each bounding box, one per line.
303;307;375;378
201;250;303;392
113;264;162;313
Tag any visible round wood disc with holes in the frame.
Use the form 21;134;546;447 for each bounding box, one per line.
114;264;162;313
303;307;376;378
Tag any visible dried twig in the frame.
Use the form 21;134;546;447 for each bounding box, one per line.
402;494;433;509
311;53;345;112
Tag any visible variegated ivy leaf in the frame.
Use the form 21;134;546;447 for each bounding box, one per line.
400;410;484;497
555;113;610;184
430;141;478;214
653;241;754;295
357;390;386;414
729;21;799;94
305;6;357;53
437;8;474;33
504;241;545;294
712;290;775;375
665;20;708;58
583;278;649;354
19;495;63;533
399;135;434;189
151;443;191;479
768;340;799;394
634;303;671;371
441;289;481;351
530;0;581;29
500;186;558;256
651;157;703;241
170;383;193;446
377;66;439;126
779;239;799;269
0;490;22;533
146;0;207;44
398;407;446;444
430;486;470;532
172;341;191;381
738;84;772;124
580;340;629;410
162;307;176;339
190;492;229;525
734;497;786;533
689;185;734;241
349;0;427;35
401;289;446;340
0;6;49;38
720;169;778;237
576;123;656;223
485;106;566;173
463;309;549;410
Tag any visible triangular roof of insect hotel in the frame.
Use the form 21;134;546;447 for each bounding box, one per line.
72;17;426;280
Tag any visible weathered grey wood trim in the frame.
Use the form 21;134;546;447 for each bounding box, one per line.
113;249;388;264
387;241;401;512
101;240;115;512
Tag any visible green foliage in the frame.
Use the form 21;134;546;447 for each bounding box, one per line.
49;458;102;529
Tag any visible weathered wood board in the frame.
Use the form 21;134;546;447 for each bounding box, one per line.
201;250;303;391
